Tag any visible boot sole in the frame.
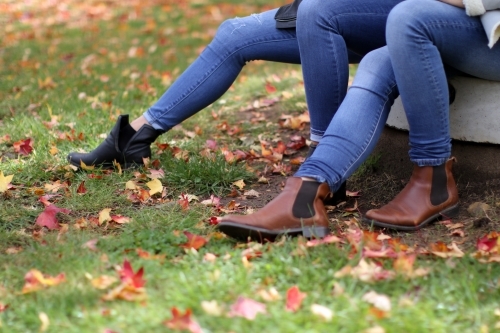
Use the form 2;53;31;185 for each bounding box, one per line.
68;159;141;171
217;222;330;243
361;204;459;232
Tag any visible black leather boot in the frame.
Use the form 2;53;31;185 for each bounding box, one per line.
306;143;347;206
67;115;161;169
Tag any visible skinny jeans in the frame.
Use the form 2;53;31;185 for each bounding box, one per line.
143;0;402;141
385;0;500;166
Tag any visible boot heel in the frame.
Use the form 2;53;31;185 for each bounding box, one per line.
441;204;459;219
302;226;330;239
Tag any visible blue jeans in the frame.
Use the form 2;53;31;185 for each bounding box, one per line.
143;0;401;141
386;0;500;166
296;47;399;192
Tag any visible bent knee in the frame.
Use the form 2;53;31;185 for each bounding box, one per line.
352;48;396;94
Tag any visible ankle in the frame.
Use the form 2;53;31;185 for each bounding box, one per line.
130;116;151;131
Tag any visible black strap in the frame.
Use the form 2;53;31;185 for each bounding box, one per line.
275;0;302;29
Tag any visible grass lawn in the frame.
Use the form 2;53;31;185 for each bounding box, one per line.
1;1;500;332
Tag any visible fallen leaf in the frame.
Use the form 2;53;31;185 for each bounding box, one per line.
257;287;281;302
146;178;163;196
163;308;203;333
80;160;95;171
310;304;333;321
5;247;23;254
13;138;33;155
125;180;138;190
430;242;464;258
35;204;71;230
232;179;245;190
334;259;395;283
0;303;8;312
362;291;392;312
136;248;166;261
286;285;307;312
0;171;14;193
228;296;267;320
39;312;50;332
98;208;112;225
91;275;118;290
111;215;130;224
119;260;145;288
76;181;87;194
22;269;66;294
306;234;342;247
243;190;260;198
179;231;208;250
82;239;98;251
201;300;224;316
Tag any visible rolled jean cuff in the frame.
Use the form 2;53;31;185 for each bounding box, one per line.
143;110;166;132
411;157;448;167
293;173;343;193
310;131;323;142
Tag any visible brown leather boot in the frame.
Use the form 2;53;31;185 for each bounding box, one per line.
217;177;331;242
362;157;459;231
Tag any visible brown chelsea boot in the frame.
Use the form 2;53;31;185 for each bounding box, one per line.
217;177;331;242
362;157;459;231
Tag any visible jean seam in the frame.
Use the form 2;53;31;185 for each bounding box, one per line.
340;82;398;181
146;37;297;127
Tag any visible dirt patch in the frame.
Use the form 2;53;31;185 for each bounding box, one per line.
221;105;500;251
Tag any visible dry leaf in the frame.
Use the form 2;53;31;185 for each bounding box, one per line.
98;208;112;225
146;178;163;196
201;300;224;316
228;297;267;320
286;285;307;312
232;179;245;189
310;304;333;321
0;171;14;193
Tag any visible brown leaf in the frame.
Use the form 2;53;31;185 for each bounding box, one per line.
163;308;203;333
179;231;208;250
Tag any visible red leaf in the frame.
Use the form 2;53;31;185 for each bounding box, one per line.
272;141;286;154
477;235;498;252
76;181;87;194
178;194;190;210
228;296;267;320
208;216;220;225
286;136;306;150
285;286;306;312
179;231;207;250
119;260;145;288
163;308;202;333
35;204;71;230
13;138;33;155
265;82;277;94
205;140;217;150
0;303;8;313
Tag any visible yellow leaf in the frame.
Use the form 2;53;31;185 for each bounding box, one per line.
0;171;14;193
90;275;118;290
98;208;112;225
80;160;95;171
232;179;245;190
39;312;50;332
125;180;138;190
146;178;163;196
49;145;58;155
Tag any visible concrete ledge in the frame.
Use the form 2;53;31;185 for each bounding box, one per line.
387;76;500;144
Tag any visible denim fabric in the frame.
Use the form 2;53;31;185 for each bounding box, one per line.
386;0;500;166
143;0;402;141
296;47;399;192
297;0;402;140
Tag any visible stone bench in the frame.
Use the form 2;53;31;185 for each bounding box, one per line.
372;76;500;184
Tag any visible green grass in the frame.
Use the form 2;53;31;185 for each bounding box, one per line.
1;1;500;332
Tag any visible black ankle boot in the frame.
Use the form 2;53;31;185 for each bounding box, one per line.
306;143;347;205
67;115;161;169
